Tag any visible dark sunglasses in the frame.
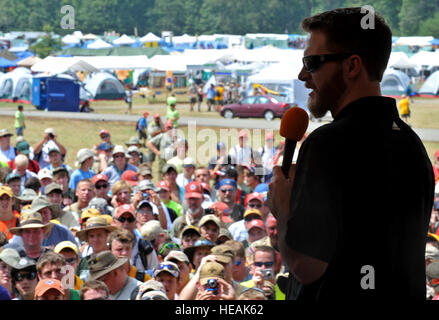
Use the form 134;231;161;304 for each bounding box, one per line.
254;261;274;268
158;243;181;255
220;188;235;193
248;203;262;209
95;183;108;189
302;53;355;73
117;216;136;223
14;271;37;282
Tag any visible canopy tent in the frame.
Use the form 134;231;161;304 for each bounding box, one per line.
113;34;136;46
246;59;310;108
78;55;150;70
62;34;81;45
31;56;99;74
87;38;113;49
380;68;410;96
83;71;126;100
419;71;439;96
147;54;188;72
0;56;17;68
140;32;161;42
82;33;98;41
409;51;439;69
17;55;42;68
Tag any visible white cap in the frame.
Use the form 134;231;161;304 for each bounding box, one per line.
140;220;163;241
38;167;53;180
183;157;196;167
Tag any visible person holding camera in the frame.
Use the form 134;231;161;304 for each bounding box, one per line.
33;128;67;170
195;261;236;300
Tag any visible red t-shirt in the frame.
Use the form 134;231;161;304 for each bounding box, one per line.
8;159;40;174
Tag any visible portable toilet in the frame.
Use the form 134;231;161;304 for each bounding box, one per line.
32;76;80;111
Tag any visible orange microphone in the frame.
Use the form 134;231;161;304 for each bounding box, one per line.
279;107;309;178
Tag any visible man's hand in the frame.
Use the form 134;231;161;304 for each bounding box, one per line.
266;165;295;222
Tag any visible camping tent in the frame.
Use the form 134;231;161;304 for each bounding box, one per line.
83;71;126;100
0;68;32;101
380;68;410;96
246;59;310;109
31;56;99;75
419;70;439;96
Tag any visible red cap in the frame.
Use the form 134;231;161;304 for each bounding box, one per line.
184;181;203;199
245;219;266;231
92;173;108;185
154;113;161;119
157;180;170;191
121;170;138;186
244;192;264;207
99;129;109;136
115;204;135;218
143;111;149;117
201;182;211;194
165;120;173;128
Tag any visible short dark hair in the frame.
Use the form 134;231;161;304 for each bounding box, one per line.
79;279;109;300
301;7;392;81
24;177;41;192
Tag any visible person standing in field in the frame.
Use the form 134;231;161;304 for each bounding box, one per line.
15;105;25;137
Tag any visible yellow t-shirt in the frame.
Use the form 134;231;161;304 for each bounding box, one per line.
399;98;410;116
128;265;151;282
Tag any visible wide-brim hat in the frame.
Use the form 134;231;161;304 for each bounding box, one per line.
0;129;13;137
183;238;214;264
88;250;128;280
28;195;60;219
10;211;49;235
16;188;38;202
76;216;117;241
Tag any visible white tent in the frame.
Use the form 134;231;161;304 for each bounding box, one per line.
83;71;126;99
380;68;410;96
140;32;161;42
113;34;135;45
419;70;439;96
147;54;187;72
395;36;434;46
31;56;99;75
409;51;439;69
62;34;81;45
0;68;32;101
78;56;150;70
82;33;98;40
388;52;417;69
87;38;113;49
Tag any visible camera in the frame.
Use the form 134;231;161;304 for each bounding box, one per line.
204;208;215;215
206;278;218;295
142;192;150;200
48;133;54;139
261;268;274;280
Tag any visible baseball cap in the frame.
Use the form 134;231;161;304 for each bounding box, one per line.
5;172;21;183
38;168;53;181
143;111;149;117
184;181;203;199
54;241;79;256
165;250;190;264
92;173;108;185
246;219;266;232
44;182;63;195
127;146;140;155
80;208;101;221
426;262;439;289
154;113;161;119
157;180;170;191
198;214;221;230
0;248;20;267
115;204;135;218
180;225;201;238
138;166;152;177
140;220;163;241
164;120;173;128
162;163;177;174
153;261;180;279
199;261;225;286
99;129;110;136
16;140;30;155
121;170;138;186
34;279;64;298
183;157;196;167
243;208;262;219
125;136;141;146
244;192;264;206
48;146;61;154
138;180;160;192
238;129;248;138
97;142;112;151
218;178;237;189
211;244;235;264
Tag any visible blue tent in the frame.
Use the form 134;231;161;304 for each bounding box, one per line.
0;57;17;68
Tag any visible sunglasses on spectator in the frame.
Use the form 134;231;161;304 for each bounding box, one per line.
302;53;355;73
114;154;125;159
220;188;235;193
14;271;37;282
153;263;180;278
95;183;108;189
101;134;109;138
142;294;168;300
117;216;136;223
254;261;274;268
158;242;181;256
248;203;262;209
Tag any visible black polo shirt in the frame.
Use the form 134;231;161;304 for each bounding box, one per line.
285;96;434;300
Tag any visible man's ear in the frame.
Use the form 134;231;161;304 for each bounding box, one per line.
345;54;363;79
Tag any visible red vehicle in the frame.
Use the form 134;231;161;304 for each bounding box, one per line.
220;95;292;120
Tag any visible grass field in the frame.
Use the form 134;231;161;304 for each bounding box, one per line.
0;95;438;174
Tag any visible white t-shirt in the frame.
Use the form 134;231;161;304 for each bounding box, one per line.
229;145;252;166
109;276;142;300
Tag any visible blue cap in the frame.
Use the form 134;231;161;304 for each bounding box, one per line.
97;142;112;151
217;142;225;150
218;178;237;189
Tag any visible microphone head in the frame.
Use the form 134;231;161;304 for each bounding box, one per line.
280;107;309;141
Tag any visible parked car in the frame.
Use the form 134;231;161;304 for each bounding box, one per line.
219;95;293;120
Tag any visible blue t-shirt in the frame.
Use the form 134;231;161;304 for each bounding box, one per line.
0;285;11;300
207;87;215;99
69;168;95;191
102;163;138;187
137;117;147;132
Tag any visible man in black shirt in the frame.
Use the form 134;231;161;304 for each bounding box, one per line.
268;7;434;300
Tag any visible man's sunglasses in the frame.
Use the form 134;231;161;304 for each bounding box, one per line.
302;53;355;73
254;261;274;268
117;216;136;223
248;203;262;209
14;271;37;282
95;183;108;189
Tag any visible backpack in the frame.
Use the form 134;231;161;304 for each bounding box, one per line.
137;239;154;270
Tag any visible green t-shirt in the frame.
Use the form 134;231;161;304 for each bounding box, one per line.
165;199;182;216
15;110;24;128
69;289;80;300
166;107;179;128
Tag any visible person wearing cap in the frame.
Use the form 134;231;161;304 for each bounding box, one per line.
224;239;249;282
208;142;234;181
180;225;201;249
33;128;67;169
94;129;114;153
11;154;38;192
53;241;83;290
108;228;152;283
162;164;184;205
176;157;196;190
0;186;20;240
146;114;164;161
0;129;15;162
64;179;95;223
126;146;141;168
0;247;19;297
46;145;73;178
88;250;142;300
37;167;53;192
229;129;252;167
34;278;65;300
156;180;182;218
246;219;267;245
136;111;149;146
137;164;153;181
146;120;179;174
259;131;277;176
164;250;191;294
217;178;245;223
91;173;111;205
102;145;137;187
5;172;22;198
427;262;439;300
8;140;39;174
94;141;113;173
10;196;77;251
10;256;38;300
188;81;198;112
170;181;206;239
244;165;269;193
152;261;180;299
15;188;37;213
136;200;162;236
228;192;265;242
114;204;159;273
46;182;80;232
198;214;221;244
132;279;167;300
79;279;110;300
193;261;236;300
126;136;150;165
68;148;95;192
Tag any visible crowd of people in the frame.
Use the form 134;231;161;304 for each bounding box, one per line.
0;106;290;301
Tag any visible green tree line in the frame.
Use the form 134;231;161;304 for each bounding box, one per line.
1;0;439;37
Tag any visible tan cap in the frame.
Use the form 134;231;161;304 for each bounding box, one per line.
199;261;225;285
